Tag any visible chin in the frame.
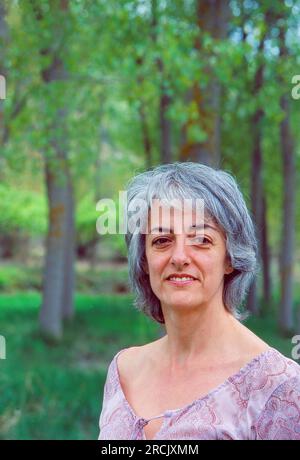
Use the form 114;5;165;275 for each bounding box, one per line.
164;294;201;310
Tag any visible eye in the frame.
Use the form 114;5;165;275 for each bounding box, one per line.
152;236;212;247
190;236;211;245
152;237;171;246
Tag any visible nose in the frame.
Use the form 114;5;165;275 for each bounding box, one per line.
170;237;191;268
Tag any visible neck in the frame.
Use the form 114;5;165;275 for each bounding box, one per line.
160;301;241;371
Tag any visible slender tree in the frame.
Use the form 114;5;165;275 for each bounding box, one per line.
34;0;75;339
180;0;230;166
278;10;296;335
247;10;269;315
136;56;152;170
151;0;172;164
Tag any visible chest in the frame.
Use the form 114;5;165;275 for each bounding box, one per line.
136;368;241;441
124;363;241;423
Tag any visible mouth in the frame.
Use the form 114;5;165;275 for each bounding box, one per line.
165;274;198;286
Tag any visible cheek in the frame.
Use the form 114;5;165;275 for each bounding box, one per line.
194;253;226;275
146;253;167;277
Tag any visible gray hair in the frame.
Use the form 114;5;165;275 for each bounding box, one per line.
125;162;258;324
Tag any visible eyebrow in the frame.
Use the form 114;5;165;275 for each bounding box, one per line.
150;224;219;234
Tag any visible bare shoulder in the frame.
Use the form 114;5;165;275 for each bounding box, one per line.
116;340;162;381
116;346;140;373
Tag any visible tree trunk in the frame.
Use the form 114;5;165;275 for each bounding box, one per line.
278;24;296;335
40;105;75;335
0;234;16;258
159;85;172;164
136;57;152;170
61;165;75;322
40;159;69;340
246;9;271;316
138;101;152;169
37;0;75;340
180;0;229;166
247;106;264;315
40;111;75;339
151;0;172;164
279;93;295;334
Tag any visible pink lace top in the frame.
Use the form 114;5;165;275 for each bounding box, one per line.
98;346;300;440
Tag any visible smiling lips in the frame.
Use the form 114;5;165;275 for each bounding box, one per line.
167;273;197;281
166;273;198;286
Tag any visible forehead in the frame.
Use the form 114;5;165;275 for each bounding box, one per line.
147;199;221;235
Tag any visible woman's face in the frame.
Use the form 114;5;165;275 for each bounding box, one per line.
144;201;233;315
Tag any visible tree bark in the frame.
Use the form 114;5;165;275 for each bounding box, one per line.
40;115;75;336
278;22;296;335
136;57;152;170
180;0;229;166
151;0;172;164
278;100;295;333
37;0;75;339
138;101;152;170
247;107;264;315
246;9;273;316
279;93;295;334
61;164;75;322
40;157;69;339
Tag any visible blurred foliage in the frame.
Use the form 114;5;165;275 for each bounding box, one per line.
0;263;129;294
0;0;299;258
0;184;47;235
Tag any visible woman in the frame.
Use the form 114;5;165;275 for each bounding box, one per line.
98;162;300;440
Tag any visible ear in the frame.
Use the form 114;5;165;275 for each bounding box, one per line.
225;264;234;275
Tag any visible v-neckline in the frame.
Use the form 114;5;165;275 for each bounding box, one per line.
113;346;276;440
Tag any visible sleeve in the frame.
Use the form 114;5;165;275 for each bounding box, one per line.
98;360;114;440
253;376;300;440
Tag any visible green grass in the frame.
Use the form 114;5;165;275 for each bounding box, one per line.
0;292;160;440
0;291;299;440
